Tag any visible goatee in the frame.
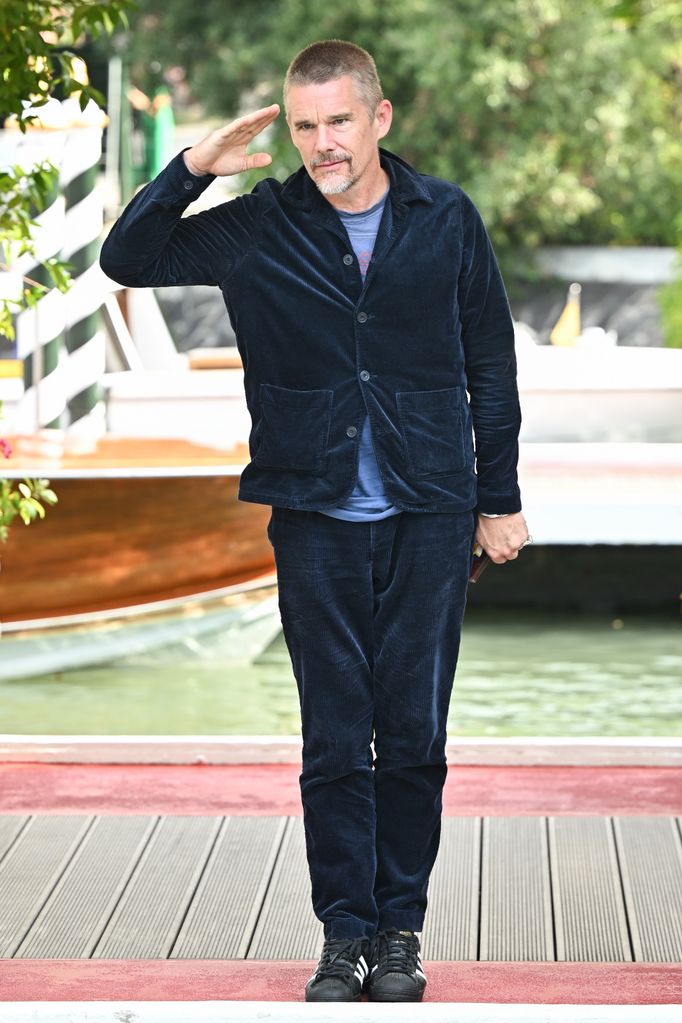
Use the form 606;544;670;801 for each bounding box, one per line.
316;175;357;195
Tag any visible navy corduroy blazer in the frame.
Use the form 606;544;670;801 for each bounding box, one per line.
100;147;522;514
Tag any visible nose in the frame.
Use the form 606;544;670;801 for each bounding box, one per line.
315;123;333;150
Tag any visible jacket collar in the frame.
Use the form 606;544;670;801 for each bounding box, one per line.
280;147;433;211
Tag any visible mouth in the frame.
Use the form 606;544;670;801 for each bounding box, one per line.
314;158;348;171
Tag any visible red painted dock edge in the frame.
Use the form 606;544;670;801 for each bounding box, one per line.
1;960;681;1004
0;762;681;816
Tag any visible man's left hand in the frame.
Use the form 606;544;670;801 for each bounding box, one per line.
475;512;531;564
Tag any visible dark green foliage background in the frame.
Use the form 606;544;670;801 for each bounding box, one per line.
124;0;682;254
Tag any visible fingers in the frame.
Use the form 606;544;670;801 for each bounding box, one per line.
475;512;530;564
475;528;516;563
189;105;280;176
488;547;517;564
243;152;273;171
242;102;281;124
218;104;280;143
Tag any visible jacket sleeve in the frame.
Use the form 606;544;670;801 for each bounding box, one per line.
99;150;259;288
458;191;522;515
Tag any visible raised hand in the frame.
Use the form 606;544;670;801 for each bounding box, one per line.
183;104;281;177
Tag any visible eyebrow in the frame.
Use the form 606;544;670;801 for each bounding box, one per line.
292;111;355;129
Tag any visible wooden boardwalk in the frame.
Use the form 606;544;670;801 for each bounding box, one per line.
1;812;681;963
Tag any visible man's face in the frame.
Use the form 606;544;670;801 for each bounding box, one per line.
286;75;392;198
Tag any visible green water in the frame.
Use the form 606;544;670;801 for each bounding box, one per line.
1;610;680;736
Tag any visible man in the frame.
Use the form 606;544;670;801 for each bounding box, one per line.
100;39;529;1003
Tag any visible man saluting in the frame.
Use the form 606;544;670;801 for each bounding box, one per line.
101;38;529;1003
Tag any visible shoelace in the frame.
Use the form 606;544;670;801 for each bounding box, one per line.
315;937;368;980
373;929;419;974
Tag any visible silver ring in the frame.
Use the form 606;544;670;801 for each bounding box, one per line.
519;535;533;550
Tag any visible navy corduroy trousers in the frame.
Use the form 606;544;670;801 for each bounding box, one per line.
267;506;475;940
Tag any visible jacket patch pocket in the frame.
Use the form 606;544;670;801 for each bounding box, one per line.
396;386;466;478
255;383;334;475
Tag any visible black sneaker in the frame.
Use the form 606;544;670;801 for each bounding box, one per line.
368;929;427;1002
305;936;371;1002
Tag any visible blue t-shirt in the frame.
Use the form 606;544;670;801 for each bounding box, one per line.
321;191;401;522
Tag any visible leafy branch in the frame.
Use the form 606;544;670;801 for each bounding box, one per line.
0;0;134;130
0;475;58;544
0;162;72;340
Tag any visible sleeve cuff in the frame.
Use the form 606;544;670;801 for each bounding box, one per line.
475;486;522;517
153;149;217;206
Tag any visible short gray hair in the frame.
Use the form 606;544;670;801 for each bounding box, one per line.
284;39;383;118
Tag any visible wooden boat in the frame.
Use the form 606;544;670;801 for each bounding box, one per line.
0;433;276;627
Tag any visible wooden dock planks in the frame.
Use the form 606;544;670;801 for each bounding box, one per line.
1;813;681;962
0;816;92;957
549;816;632;962
422;816;480;961
247;818;321;960
14;816;156;959
479;816;554;962
92;816;221;959
615;816;682;962
172;816;286;959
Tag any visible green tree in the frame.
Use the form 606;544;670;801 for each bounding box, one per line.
1;0;129;127
127;0;682;256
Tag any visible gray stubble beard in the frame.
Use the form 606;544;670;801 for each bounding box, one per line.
311;157;356;196
317;173;358;195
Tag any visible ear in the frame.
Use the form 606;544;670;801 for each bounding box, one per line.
375;98;393;141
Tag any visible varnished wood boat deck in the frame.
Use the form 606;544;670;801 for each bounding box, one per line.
2;434;251;473
0;435;274;624
1;811;681;963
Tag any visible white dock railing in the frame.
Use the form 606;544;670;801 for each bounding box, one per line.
0;109;107;434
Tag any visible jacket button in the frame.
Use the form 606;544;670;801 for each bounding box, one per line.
357;311;368;323
183;180;194;190
346;425;358;438
343;253;353;265
359;370;370;381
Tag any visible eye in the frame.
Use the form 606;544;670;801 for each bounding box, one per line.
333;117;348;125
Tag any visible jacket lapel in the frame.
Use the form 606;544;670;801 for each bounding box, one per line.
279;148;433;296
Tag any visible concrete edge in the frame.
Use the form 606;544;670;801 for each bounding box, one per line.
1;1004;680;1023
0;735;681;766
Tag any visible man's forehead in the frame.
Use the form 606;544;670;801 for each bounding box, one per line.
286;75;364;119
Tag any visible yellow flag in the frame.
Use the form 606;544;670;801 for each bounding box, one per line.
0;360;23;379
550;283;581;347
